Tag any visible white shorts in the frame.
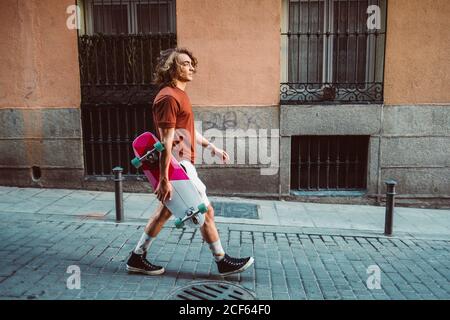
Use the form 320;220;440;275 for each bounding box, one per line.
179;160;210;207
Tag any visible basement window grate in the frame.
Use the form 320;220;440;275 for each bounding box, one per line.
291;135;369;190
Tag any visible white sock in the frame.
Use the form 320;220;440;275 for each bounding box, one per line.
134;232;154;255
208;239;225;262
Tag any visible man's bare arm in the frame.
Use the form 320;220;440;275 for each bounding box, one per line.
155;127;175;202
195;130;210;148
195;130;230;163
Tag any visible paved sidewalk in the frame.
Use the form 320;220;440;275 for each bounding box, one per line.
0;186;448;238
0;187;449;300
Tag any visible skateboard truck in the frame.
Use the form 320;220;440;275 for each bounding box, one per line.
174;203;208;228
131;141;165;168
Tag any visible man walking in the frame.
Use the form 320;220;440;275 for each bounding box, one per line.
126;48;254;276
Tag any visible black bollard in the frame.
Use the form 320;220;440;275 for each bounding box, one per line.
113;167;124;222
384;180;397;236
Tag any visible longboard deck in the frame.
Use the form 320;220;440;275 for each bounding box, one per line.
132;132;206;228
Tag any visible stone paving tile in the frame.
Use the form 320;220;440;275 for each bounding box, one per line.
0;212;449;300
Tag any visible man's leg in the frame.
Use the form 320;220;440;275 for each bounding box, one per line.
200;206;219;242
201;204;254;276
179;160;254;276
200;205;224;260
144;202;172;237
126;202;171;275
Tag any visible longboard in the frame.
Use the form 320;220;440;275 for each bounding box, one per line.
131;132;207;228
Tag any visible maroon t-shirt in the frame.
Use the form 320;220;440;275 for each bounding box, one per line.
152;86;196;164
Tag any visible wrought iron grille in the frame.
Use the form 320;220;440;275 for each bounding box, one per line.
280;0;387;104
291;136;369;190
77;0;176;176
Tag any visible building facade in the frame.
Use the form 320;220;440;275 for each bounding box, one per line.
0;0;449;207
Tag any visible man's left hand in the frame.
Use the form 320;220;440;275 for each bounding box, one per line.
210;145;230;164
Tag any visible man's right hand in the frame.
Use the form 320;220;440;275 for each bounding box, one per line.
154;177;173;203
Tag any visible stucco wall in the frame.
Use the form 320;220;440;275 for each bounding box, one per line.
176;0;281;107
0;0;83;189
0;0;80;109
384;0;450;105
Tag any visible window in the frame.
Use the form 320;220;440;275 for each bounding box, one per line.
291;136;369;190
93;3;130;34
77;0;177;177
136;2;172;33
281;0;387;104
80;0;175;35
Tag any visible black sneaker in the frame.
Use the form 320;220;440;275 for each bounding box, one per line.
126;251;165;275
216;254;254;276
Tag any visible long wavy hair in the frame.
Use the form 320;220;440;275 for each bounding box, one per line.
152;48;198;89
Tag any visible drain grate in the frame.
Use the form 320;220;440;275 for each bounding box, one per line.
166;281;256;300
211;202;259;219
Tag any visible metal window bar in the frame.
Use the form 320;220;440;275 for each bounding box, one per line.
291;136;369;190
77;0;176;176
281;0;387;104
